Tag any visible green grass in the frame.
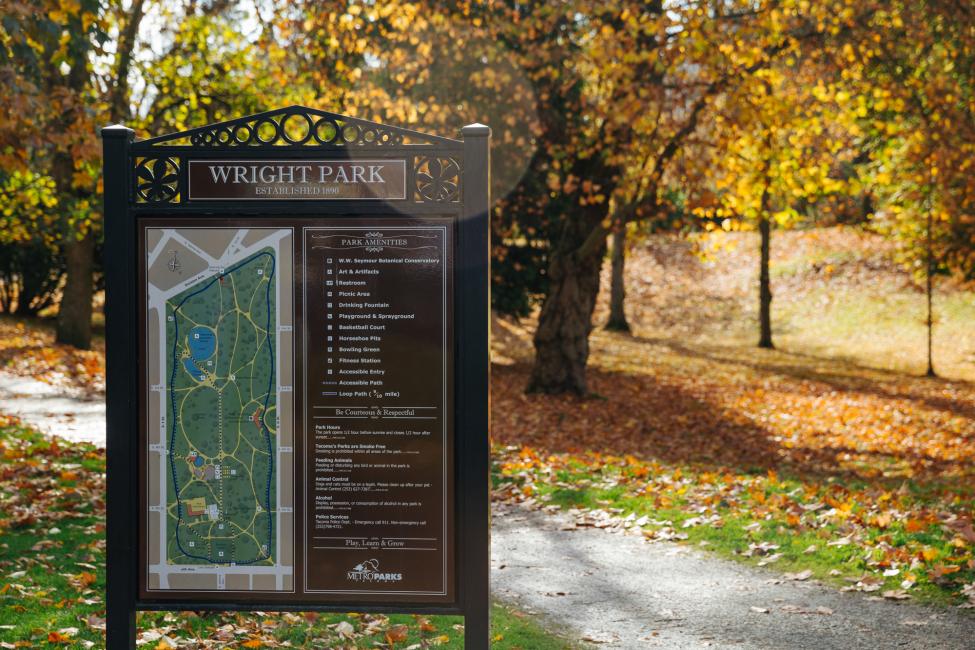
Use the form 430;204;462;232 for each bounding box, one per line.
546;484;957;604
0;422;576;648
0;424;106;647
774;284;975;381
496;451;975;609
133;603;577;649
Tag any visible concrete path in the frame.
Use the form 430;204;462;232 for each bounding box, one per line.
2;373;973;648
492;504;975;649
0;372;105;445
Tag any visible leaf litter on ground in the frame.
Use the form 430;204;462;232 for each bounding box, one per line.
0;419;569;648
490;229;975;609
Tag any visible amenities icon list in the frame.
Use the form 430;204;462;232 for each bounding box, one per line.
324;256;336;397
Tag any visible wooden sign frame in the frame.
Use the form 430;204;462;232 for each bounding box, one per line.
102;106;490;648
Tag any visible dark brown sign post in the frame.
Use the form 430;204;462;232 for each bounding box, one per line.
102;106;490;648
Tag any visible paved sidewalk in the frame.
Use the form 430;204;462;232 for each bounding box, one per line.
0;372;105;445
492;504;975;649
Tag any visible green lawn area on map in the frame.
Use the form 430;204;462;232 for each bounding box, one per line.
165;248;277;566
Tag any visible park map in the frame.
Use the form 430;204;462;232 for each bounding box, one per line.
145;227;294;592
165;250;276;566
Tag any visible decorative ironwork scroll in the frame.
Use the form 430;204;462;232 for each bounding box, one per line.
414;156;461;203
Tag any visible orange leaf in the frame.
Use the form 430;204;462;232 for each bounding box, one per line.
931;564;961;577
905;519;926;533
385;624;409;645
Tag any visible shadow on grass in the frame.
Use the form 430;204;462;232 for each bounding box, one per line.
492;341;974;489
494;362;806;475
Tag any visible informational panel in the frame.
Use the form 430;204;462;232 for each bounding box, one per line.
138;219;452;604
302;224;452;599
105;109;489;650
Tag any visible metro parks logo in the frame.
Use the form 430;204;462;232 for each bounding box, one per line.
347;559;403;583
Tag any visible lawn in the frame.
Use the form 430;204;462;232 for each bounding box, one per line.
0;421;575;649
1;225;973;644
491;227;975;609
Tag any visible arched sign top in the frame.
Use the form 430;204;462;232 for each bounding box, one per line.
135;104;462;150
122;106;480;206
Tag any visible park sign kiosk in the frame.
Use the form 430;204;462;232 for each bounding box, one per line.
101;106;490;648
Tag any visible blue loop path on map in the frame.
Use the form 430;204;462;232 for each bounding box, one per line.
167;250;276;566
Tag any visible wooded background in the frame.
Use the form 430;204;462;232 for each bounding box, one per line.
1;0;973;394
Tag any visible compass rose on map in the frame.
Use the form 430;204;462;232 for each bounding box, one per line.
167;250;181;273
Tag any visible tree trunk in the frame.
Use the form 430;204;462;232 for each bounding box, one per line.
758;206;773;350
925;187;936;377
51;140;96;349
51;3;144;349
528;241;606;395
56;233;95;348
528;202;609;395
110;0;145;122
606;226;630;332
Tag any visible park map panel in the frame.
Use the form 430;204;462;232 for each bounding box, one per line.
144;227;294;593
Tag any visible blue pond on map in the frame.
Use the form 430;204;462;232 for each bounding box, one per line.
189;326;217;359
183;326;216;381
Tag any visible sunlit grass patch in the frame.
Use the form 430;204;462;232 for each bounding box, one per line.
494;445;975;608
774;285;975;381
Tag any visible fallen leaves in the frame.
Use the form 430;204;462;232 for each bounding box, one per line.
0;320;104;397
493;444;974;606
384;623;409;644
943;516;975;544
46;628;77;644
334;620;356;639
960;582;975;608
67;571;98;590
490;236;975;608
757;553;783;567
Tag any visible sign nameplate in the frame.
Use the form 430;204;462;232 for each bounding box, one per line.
188;159;407;201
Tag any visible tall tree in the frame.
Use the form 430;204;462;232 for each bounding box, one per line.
1;2;102;347
850;1;975;374
524;1;825;392
861;1;975;279
691;49;858;349
293;0;858;393
0;0;146;348
1;0;309;348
